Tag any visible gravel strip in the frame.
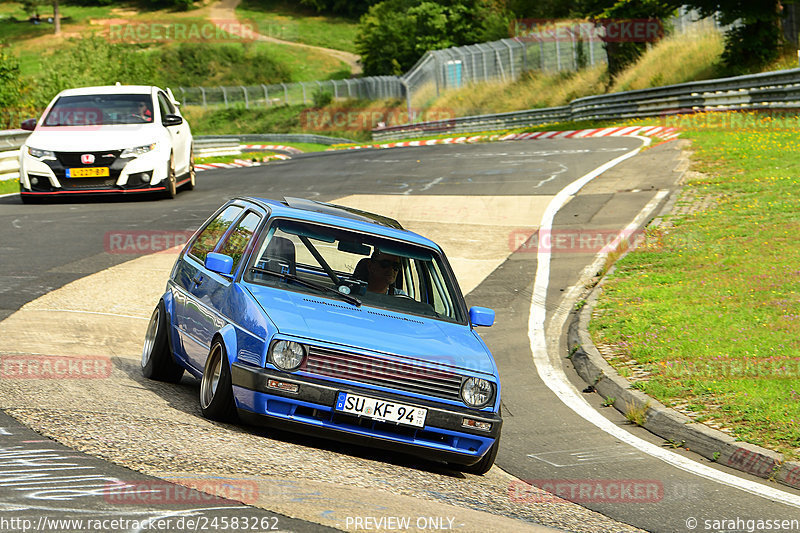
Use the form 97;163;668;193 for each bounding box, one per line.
0;354;642;532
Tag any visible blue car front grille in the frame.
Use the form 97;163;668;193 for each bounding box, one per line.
302;345;463;402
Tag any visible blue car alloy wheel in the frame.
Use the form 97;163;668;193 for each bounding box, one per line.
142;196;503;475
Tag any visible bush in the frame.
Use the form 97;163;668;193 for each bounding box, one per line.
312;89;333;108
154;42;291;86
356;0;511;76
32;36;156;107
27;37;293;109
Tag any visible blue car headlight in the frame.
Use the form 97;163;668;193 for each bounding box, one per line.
270;340;306;371
461;377;494;408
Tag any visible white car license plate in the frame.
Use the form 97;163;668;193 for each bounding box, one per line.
67;167;109;178
335;392;427;428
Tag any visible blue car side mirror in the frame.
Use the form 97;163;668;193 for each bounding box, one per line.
469;306;495;327
205;252;234;276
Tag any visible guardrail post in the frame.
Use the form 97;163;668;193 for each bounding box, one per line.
345;79;352;98
520;39;527;72
539;39;545;71
301;82;307;104
495;49;506;82
179;87;186;106
502;40;515;79
571;31;577;70
556;39;561;71
401;79;412;122
242;86;249;109
281;83;288;105
261;84;269;107
200;87;207;108
220;86;228;108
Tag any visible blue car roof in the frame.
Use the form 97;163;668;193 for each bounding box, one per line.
242;197;442;251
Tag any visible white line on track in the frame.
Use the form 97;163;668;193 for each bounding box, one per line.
527;137;800;508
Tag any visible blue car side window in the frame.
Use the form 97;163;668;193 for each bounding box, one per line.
187;205;243;263
216;211;262;274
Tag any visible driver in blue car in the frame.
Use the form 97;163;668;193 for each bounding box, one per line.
366;251;407;295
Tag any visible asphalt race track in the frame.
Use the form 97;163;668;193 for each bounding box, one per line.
2;138;800;532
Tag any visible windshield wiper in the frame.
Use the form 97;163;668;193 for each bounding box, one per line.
249;267;361;307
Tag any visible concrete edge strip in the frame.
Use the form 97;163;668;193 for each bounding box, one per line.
529;136;800;508
340;126;680;151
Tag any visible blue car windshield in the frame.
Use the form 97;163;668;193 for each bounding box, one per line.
245;219;466;324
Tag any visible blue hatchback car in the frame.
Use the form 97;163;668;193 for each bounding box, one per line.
142;197;502;474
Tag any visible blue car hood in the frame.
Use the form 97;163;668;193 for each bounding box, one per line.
246;285;496;375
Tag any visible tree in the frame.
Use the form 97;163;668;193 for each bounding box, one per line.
0;50;22;111
574;0;675;79
356;0;511;76
53;0;60;35
679;0;786;73
299;0;382;18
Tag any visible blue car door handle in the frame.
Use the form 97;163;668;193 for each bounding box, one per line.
192;275;203;287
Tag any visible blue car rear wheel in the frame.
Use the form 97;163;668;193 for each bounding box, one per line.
141;301;184;383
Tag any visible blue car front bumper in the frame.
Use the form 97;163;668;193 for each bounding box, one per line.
231;362;502;466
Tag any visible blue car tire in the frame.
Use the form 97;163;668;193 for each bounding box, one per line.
455;431;499;475
141;301;184;383
200;340;238;422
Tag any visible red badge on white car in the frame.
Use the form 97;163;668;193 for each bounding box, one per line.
81;154;95;164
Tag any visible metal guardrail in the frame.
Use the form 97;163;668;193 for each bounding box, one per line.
0;150;20;182
373;67;800;141
0;130;29;181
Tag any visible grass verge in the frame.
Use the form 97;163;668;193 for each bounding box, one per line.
196;151;276;164
236;0;358;54
589;112;800;460
0;179;19;195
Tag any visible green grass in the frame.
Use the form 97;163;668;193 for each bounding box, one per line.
183;104;365;141
196;151;277;164
248;41;350;82
0;2;114;42
0;178;19;195
590;111;800;459
236;0;359;54
3;0;350;82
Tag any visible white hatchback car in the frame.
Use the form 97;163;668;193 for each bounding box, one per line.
19;84;194;202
